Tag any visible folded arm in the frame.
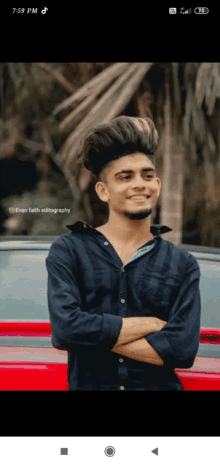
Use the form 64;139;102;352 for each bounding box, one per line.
111;337;165;365
111;315;166;365
112;254;201;369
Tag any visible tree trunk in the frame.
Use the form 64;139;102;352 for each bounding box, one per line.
160;67;184;244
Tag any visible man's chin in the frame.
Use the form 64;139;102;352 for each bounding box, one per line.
123;208;152;220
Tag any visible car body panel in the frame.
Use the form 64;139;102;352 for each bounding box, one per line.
0;236;220;390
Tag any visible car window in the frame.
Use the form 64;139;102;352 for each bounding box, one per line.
0;250;52;347
196;258;220;358
0;250;49;320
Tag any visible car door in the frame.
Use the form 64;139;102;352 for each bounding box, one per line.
0;239;68;390
175;247;220;390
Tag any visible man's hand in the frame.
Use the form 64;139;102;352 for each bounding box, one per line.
112;316;168;350
111;336;165;365
111;318;168;365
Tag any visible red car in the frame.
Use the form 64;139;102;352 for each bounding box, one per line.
0;236;220;390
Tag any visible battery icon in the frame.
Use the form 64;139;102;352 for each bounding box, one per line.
194;7;209;14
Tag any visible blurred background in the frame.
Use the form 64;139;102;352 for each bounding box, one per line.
0;62;220;245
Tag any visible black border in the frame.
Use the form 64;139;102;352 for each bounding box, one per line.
1;391;218;435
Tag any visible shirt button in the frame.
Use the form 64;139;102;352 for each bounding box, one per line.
120;385;125;390
119;358;124;363
122;269;125;273
104;241;109;245
120;298;126;304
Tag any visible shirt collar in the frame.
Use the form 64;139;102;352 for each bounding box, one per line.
66;221;172;237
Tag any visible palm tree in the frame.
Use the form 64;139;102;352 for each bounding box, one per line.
1;62;220;245
52;62;220;245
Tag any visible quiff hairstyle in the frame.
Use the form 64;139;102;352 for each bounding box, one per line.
79;116;159;183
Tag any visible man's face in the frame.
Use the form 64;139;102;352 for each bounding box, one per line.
95;153;161;221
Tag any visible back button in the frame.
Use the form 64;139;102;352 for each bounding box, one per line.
151;448;158;455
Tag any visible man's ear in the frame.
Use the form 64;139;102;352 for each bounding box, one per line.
95;181;109;203
157;179;161;196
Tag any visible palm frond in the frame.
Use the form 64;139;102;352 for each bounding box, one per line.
60;63;153;170
102;63;153;122
59;63;130;133
195;63;220;115
37;63;76;93
52;62;129;116
58;63;140;165
195;63;212;108
206;63;220;115
183;63;209;147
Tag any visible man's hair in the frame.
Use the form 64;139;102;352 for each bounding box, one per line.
79;115;159;183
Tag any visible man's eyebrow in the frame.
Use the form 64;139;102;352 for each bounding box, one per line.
114;167;156;177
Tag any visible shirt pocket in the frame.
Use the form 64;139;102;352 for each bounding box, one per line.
138;268;181;318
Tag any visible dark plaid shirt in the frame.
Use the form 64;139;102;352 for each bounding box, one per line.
45;221;201;391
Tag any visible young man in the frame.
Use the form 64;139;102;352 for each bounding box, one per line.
46;116;201;391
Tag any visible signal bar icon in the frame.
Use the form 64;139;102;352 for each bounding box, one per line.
180;7;192;13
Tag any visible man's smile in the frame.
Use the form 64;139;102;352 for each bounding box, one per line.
128;195;150;201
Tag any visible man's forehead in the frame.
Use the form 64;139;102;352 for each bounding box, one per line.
112;153;155;172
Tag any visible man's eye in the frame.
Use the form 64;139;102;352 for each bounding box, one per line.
120;175;153;180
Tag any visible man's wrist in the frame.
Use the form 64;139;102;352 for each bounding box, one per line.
113;317;160;348
111;336;164;366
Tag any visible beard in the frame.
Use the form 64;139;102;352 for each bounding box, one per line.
123;207;152;220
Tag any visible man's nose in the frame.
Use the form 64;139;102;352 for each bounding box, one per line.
131;176;147;188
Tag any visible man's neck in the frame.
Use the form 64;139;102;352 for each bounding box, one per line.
100;218;154;245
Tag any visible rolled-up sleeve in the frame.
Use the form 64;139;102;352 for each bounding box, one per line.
45;239;123;352
145;253;201;369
